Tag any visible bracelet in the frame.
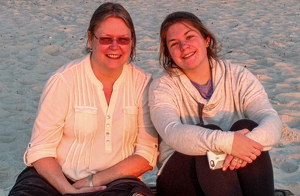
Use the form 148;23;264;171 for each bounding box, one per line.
89;174;94;187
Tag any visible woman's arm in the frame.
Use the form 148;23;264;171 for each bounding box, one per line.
24;74;69;166
26;74;106;193
73;155;151;188
244;97;282;150
237;67;282;150
134;75;159;168
149;78;235;155
33;157;106;194
33;157;73;193
222;65;282;170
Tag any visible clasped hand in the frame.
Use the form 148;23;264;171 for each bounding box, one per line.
222;129;262;171
71;176;106;193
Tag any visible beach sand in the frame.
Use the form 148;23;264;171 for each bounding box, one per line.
0;0;299;195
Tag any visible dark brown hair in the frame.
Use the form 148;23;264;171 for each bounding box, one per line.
159;11;221;75
87;2;136;62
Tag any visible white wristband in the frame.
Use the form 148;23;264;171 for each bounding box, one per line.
89;174;93;187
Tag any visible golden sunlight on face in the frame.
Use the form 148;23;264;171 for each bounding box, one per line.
166;22;210;73
90;17;132;73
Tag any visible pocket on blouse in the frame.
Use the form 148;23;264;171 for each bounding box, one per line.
123;106;138;135
74;106;97;134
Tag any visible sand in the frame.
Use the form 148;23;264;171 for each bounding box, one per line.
0;0;299;195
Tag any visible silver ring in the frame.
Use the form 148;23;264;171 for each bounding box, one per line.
233;158;238;162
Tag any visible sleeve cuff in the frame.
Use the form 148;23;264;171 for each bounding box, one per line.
134;143;159;170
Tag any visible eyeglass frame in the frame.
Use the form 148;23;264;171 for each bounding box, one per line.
92;33;132;45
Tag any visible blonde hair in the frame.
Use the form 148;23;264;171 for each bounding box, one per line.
86;2;136;62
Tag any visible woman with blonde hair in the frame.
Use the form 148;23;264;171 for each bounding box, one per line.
9;3;157;196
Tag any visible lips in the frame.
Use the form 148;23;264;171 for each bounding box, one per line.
183;52;195;59
107;54;121;58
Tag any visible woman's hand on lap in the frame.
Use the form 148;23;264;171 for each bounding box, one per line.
223;155;247;171
73;186;106;193
72;177;89;189
231;129;262;163
72;177;106;193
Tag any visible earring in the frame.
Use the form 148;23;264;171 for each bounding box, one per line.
90;47;92;52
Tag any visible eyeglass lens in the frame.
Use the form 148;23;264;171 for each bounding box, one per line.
98;37;131;45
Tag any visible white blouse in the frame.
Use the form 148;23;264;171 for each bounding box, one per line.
24;54;158;181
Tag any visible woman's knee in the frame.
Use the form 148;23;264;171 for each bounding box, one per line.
9;167;60;196
230;119;258;132
197;123;222;130
157;152;205;196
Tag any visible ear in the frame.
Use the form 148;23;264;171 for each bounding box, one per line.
205;36;211;47
87;31;93;47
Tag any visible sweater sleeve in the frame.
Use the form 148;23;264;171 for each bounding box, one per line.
24;73;70;166
149;77;235;155
133;74;159;169
238;68;282;150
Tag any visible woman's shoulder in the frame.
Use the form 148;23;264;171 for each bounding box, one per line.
55;55;89;75
150;70;184;92
152;70;170;80
126;62;152;79
216;59;240;70
46;55;90;87
151;71;172;84
220;59;262;89
217;59;254;77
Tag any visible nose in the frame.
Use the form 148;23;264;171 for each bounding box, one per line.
110;39;119;49
179;40;189;51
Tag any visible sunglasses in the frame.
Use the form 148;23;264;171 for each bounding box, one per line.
93;34;131;45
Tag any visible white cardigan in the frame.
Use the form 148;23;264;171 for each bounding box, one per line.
24;54;158;181
149;59;282;173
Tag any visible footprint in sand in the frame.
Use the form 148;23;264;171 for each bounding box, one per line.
43;45;61;56
278;159;299;173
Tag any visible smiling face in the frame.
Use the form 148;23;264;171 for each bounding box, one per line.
88;17;132;75
166;22;210;75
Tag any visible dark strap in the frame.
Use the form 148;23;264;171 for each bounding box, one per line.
197;103;205;126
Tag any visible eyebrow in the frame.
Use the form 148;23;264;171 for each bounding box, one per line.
167;29;195;44
99;33;131;37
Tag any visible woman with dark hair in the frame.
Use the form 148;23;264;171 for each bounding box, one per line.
9;3;157;196
149;11;282;196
